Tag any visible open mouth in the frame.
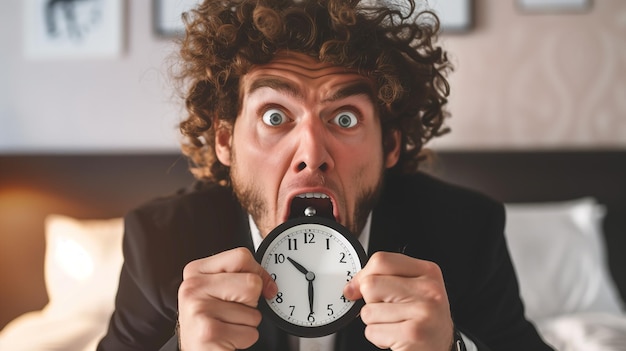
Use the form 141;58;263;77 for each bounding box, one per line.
289;193;335;221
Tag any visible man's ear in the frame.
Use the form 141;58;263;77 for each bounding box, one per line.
215;122;233;166
384;129;401;169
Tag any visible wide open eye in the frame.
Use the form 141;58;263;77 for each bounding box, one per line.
332;111;358;128
262;109;287;126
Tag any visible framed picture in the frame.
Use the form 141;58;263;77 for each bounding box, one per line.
24;0;124;60
154;0;201;37
518;0;592;13
428;0;473;33
154;0;473;37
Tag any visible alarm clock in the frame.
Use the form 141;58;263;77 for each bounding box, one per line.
255;207;368;337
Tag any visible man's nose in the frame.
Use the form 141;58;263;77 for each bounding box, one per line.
291;117;334;174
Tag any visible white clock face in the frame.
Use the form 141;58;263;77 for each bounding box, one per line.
256;218;367;337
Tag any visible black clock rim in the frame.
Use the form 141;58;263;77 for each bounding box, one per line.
254;216;369;338
255;216;368;266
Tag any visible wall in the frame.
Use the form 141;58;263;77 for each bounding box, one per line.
1;0;625;153
433;0;626;150
0;0;182;153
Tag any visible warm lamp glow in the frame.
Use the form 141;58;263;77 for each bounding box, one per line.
0;187;72;223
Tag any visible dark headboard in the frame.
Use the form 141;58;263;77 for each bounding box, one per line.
1;151;625;329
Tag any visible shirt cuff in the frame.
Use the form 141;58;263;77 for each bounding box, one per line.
460;331;478;351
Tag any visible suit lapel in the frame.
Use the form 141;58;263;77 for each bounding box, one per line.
369;187;407;255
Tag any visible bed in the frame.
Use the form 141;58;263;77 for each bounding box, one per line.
0;151;625;350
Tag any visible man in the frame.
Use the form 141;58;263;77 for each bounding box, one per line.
98;0;554;350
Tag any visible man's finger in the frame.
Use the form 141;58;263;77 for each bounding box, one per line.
183;247;278;299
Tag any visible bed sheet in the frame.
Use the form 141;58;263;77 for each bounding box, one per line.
537;312;626;351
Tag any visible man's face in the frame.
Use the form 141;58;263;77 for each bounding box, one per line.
216;52;400;237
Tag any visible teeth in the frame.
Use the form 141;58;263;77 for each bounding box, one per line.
296;193;329;199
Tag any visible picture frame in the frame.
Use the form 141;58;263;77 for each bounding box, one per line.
154;0;201;37
154;0;474;37
428;0;474;33
23;0;124;60
517;0;592;13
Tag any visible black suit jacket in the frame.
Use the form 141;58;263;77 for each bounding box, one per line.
97;173;553;351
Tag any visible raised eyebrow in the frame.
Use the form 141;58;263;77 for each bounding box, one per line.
322;81;376;104
247;77;303;100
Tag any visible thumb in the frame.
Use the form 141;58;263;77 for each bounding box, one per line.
343;276;363;301
259;268;278;299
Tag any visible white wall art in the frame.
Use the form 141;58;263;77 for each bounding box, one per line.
24;0;124;59
428;0;473;33
154;0;201;37
518;0;591;13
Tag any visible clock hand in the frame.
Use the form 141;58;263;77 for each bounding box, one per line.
287;257;316;314
308;279;314;315
286;257;309;275
305;271;315;315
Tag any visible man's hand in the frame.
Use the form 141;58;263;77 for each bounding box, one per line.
177;247;278;351
343;252;454;351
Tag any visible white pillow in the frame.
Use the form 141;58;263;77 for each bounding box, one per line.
43;214;124;315
0;309;111;351
0;214;124;351
505;198;624;322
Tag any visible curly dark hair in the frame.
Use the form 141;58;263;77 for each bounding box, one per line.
175;0;451;184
